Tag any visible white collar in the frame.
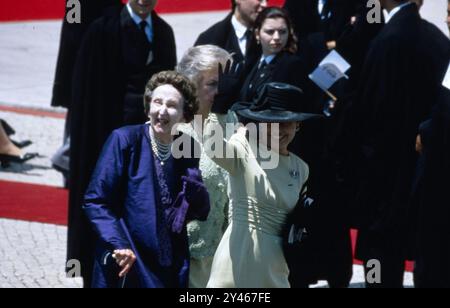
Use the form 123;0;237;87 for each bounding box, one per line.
385;2;413;23
318;0;326;14
126;3;152;27
231;15;249;40
260;54;276;66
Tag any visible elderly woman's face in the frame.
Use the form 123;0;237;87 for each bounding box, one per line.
197;68;219;119
257;17;289;57
149;84;185;136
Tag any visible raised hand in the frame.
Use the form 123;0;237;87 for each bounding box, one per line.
212;59;244;114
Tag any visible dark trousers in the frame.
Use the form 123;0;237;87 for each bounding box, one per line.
357;230;407;288
363;256;405;289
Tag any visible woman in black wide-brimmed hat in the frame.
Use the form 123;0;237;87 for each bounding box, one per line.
204;82;321;288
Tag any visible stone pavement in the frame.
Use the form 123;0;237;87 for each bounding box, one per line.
0;215;412;288
0;218;82;288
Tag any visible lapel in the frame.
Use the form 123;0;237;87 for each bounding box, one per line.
250;54;281;92
120;7;143;48
375;3;419;44
226;17;245;62
120;7;153;64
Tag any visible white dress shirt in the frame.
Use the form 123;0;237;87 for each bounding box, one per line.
385;1;414;24
318;0;326;15
127;3;153;43
232;15;250;56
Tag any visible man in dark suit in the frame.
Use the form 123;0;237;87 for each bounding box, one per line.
195;0;267;66
349;0;450;288
68;0;177;287
50;0;122;184
414;85;450;288
413;3;450;287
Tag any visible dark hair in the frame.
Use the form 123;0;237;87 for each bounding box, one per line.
254;7;298;54
231;0;236;11
144;71;199;123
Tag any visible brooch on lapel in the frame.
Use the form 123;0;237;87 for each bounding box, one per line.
289;170;300;179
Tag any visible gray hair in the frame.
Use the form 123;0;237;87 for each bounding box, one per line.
177;45;232;84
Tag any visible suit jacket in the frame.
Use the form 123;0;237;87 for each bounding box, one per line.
51;0;123;108
239;52;316;105
349;4;450;256
415;87;450;288
284;0;364;41
195;13;260;69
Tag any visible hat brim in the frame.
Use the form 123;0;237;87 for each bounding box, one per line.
232;102;323;123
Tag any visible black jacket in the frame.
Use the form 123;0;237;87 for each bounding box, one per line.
415;87;450;288
348;3;450;259
195;13;260;69
51;0;123;108
284;0;365;42
239;51;316;104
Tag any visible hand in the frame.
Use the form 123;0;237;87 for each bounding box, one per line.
326;41;336;50
112;249;136;278
212;59;244;114
415;134;423;154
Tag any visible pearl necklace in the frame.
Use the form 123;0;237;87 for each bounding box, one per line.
149;127;172;165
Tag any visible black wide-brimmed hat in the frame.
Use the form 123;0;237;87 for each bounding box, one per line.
232;83;322;123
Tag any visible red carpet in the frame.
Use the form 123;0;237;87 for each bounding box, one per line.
0;180;68;225
352;230;414;272
0;0;285;22
0;179;413;272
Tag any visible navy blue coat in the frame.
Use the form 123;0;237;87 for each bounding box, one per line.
83;125;210;288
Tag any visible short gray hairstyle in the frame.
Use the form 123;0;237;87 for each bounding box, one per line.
177;45;232;84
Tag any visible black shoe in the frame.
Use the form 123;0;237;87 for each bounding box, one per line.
0;119;15;136
0;153;39;168
11;139;33;149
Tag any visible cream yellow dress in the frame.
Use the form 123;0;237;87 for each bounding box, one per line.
204;115;309;288
178;113;236;288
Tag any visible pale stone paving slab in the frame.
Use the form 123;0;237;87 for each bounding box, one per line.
0;218;82;288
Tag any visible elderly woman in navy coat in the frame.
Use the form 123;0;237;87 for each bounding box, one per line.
83;71;210;288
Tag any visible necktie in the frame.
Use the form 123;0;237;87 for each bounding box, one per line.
139;20;150;43
249;59;267;90
244;29;253;57
139;20;153;64
258;59;267;70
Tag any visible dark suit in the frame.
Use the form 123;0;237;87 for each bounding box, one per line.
195;13;260;70
349;3;450;288
239;52;315;104
284;0;364;41
52;0;123;108
414;87;450;288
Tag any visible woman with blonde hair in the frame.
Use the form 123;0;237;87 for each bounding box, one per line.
177;45;234;288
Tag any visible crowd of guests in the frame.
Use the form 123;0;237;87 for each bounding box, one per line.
51;0;450;288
